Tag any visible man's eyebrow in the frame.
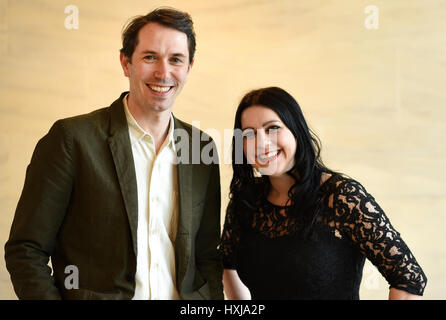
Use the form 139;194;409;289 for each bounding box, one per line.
141;50;157;55
171;53;187;58
140;50;187;58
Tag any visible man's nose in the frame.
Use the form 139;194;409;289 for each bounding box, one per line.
154;60;170;80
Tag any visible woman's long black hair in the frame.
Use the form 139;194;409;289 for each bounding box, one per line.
229;87;337;237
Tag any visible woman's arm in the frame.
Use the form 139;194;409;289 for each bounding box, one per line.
223;269;251;300
389;288;422;300
330;178;427;298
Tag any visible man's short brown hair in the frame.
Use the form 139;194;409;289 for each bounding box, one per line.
120;7;196;64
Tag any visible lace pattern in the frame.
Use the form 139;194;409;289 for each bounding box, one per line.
220;174;427;296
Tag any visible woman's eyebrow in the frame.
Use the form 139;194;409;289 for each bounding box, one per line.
262;120;281;127
242;120;281;131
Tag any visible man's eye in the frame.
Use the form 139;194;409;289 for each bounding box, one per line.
171;57;183;63
144;55;155;61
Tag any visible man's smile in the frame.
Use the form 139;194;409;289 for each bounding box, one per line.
146;83;174;95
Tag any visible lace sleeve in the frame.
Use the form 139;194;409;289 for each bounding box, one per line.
330;178;427;296
219;201;242;269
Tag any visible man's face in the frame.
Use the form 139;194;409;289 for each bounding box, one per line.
120;22;193;113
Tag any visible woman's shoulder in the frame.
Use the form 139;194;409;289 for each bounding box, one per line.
319;172;382;226
320;172;373;205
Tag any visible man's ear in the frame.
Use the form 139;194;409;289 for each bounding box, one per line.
188;59;194;72
120;52;131;77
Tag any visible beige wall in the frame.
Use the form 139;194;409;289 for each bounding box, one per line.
0;0;444;299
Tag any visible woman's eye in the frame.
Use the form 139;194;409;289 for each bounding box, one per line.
242;130;255;139
267;126;281;133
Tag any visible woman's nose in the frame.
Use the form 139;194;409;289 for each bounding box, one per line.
256;130;272;152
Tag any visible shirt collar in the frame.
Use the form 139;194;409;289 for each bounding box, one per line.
123;94;176;151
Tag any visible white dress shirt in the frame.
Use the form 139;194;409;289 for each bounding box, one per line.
123;95;180;300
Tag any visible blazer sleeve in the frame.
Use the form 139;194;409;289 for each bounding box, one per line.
4;120;75;299
194;161;224;299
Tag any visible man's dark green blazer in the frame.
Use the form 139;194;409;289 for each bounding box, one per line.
4;92;224;300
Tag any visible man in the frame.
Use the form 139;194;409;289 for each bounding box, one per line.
4;7;223;300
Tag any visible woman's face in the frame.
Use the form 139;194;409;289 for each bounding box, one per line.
241;105;297;177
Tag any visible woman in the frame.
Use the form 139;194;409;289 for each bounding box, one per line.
220;87;427;300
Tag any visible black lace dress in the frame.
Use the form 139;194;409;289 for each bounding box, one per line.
220;174;427;299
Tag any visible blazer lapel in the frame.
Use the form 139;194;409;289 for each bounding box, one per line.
107;93;138;257
174;116;193;290
105;105;194;290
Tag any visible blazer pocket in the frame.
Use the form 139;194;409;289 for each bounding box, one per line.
192;199;205;210
62;288;124;300
195;270;211;298
197;281;211;300
181;274;211;300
